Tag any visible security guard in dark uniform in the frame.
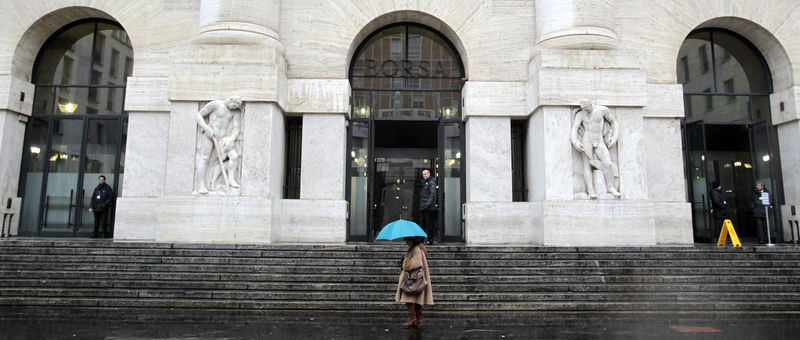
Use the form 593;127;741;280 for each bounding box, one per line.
709;181;729;241
89;175;114;238
419;169;437;245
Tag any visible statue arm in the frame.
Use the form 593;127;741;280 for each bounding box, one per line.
223;111;242;150
570;110;584;151
605;110;619;147
230;110;241;140
196;103;216;137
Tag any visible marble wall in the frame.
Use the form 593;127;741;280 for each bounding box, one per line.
465;116;512;203
300;114;346;200
1;0;800;245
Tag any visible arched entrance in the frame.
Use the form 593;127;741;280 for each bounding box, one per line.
678;28;784;243
18;19;132;237
346;23;465;242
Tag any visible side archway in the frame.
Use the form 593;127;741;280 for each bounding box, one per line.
16;14;133;237
677;25;786;244
11;7;120;82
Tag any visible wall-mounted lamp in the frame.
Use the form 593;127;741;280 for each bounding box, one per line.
58;102;78;114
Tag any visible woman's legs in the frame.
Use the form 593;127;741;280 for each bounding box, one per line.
402;303;417;327
414;303;423;326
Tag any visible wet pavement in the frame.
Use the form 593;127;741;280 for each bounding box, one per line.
1;308;799;339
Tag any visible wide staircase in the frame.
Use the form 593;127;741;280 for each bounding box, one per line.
1;239;799;312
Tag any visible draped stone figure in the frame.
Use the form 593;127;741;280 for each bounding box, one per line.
194;96;243;194
570;99;621;199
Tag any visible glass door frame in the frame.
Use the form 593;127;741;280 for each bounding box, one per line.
345;116;465;242
371;147;437;241
683;119;784;243
683;120;711;243
18;113;126;237
749;121;783;242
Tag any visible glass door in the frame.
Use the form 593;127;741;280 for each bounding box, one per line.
370;148;436;241
19;116;125;237
750;122;782;241
685;121;711;242
41;118;84;235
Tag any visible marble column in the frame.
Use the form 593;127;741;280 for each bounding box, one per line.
0;110;26;235
142;0;287;243
272;113;348;244
240;102;285;199
535;0;617;49
526;106;573;201
300;114;346;200
465;116;512;203
193;0;281;46
778;120;800;241
0;74;33;236
463;116;535;244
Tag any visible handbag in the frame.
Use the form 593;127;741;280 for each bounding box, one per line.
400;267;428;294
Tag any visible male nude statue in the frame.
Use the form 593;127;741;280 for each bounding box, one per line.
194;95;242;194
570;99;621;199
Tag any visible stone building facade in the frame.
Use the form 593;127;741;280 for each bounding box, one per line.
1;0;798;246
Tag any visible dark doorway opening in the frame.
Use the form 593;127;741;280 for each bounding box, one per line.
374;120;437;149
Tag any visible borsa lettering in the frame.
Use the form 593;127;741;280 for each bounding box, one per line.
363;59;448;78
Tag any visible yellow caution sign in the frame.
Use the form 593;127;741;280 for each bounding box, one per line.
717;219;742;247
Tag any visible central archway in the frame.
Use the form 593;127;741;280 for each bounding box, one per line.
346;22;466;242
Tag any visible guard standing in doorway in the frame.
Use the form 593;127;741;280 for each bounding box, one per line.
419;169;437;245
709;181;730;241
753;182;774;244
89;175;114;238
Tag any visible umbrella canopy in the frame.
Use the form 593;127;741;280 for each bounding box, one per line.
375;219;427;241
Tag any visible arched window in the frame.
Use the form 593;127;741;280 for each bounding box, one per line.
677;29;771;123
678;29;783;244
19;19;132;237
346;23;465;242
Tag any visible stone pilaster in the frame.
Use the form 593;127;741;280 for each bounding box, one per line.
535;0;617;50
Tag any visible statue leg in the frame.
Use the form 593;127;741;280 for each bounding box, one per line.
226;149;240;188
583;155;597;199
596;145;621;197
194;136;213;194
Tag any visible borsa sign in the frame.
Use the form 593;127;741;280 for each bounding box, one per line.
362;59;451;78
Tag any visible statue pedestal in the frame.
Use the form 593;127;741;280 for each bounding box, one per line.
537;200;692;246
114;196;348;244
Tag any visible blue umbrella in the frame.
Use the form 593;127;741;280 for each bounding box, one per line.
375;219;427;241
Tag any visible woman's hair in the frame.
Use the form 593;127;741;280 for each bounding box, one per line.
407;237;427;254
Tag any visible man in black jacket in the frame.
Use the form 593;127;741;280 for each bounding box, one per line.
419;169;437;245
709;181;729;241
89;175;114;238
753;182;774;244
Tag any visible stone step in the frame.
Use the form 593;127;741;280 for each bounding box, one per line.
3;254;800;268
2;262;800;277
2;241;800;312
4;270;800;285
3;243;799;254
3;286;799;302
3;278;798;294
2;296;799;312
3;241;799;256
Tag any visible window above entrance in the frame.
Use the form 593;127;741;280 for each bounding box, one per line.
349;24;465;121
32;20;133;116
676;29;773;124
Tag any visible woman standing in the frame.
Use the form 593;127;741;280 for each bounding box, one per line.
395;237;434;327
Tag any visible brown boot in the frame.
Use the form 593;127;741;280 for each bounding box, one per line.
415;303;423;326
402;303;417;328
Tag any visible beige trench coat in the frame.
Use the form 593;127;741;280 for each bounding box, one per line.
394;244;434;305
